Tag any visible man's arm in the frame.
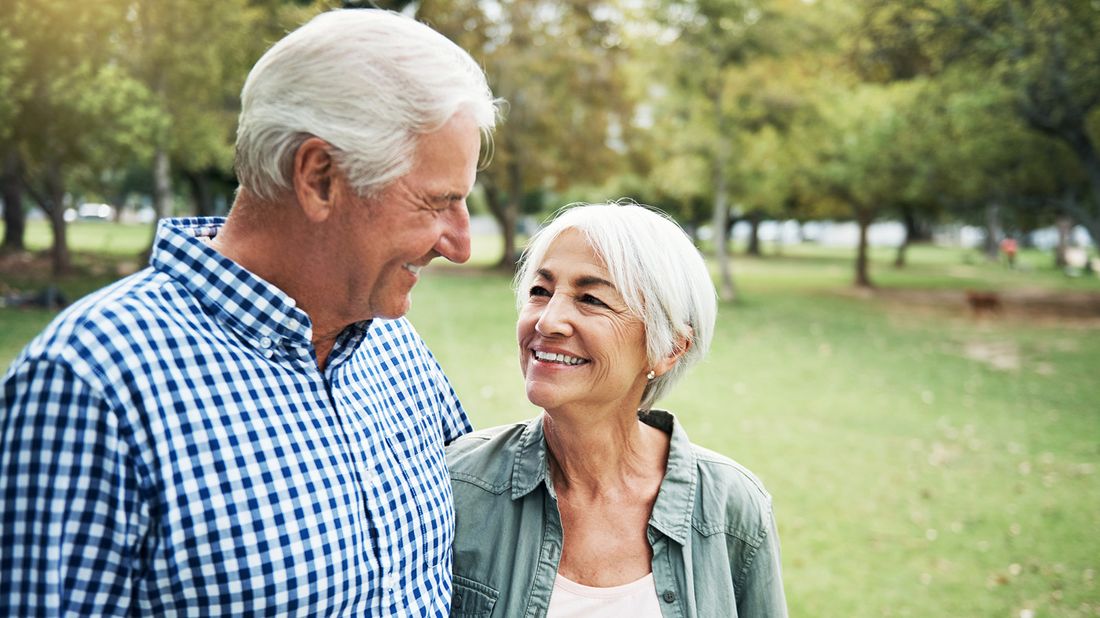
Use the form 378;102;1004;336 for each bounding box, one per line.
0;358;147;616
430;359;473;445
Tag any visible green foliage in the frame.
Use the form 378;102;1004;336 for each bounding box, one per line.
857;0;1100;243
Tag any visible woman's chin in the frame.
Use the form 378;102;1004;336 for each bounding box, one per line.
525;383;565;410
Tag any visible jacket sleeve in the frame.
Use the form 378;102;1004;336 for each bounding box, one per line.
0;357;146;616
735;503;789;617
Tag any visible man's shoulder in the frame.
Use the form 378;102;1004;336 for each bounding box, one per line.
690;442;774;544
446;421;530;494
12;268;186;375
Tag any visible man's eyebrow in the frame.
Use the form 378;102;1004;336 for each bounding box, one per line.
431;192;465;203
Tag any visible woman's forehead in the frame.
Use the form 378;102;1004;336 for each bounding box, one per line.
539;230;612;278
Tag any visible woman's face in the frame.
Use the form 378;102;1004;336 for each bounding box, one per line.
517;230;651;414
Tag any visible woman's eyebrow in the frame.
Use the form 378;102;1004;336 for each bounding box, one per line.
573;275;615;290
536;269;615;290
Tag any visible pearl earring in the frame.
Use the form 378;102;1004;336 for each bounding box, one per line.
646;370;656;380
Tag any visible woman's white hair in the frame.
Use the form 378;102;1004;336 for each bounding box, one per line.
515;201;718;410
235;9;501;201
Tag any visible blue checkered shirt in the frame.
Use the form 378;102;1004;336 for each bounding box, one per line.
0;217;472;616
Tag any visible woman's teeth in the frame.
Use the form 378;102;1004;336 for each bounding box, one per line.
533;350;588;366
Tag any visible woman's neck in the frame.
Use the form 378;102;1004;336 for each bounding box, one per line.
543;407;669;501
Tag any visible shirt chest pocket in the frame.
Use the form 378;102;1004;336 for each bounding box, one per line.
450;575;498;617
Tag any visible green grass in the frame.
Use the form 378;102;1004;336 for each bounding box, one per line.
3;221;1099;616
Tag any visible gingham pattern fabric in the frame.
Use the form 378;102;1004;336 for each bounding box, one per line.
0;217;472;616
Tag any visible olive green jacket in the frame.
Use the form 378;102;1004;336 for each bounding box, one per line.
447;410;788;617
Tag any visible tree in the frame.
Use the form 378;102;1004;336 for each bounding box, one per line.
799;80;931;287
1;0;164;274
642;0;839;300
0;22;27;253
419;0;634;268
120;0;261;249
860;0;1100;246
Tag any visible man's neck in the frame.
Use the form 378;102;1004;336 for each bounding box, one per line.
210;194;351;370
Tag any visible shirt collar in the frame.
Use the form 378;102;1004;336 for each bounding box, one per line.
641;409;697;546
509;409;698;545
150;217;314;346
511;415;550;500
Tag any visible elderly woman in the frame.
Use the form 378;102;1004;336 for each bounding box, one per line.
447;202;788;617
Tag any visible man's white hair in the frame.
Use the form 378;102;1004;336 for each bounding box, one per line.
515;201;718;410
235;9;501;201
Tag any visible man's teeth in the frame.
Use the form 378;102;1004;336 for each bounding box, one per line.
533;350;588;366
403;263;422;275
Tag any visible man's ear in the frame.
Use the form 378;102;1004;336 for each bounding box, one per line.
653;329;694;377
293;137;338;223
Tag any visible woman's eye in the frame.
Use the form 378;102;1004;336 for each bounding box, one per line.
581;294;607;307
529;285;551;297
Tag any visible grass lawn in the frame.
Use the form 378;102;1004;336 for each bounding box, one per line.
411;248;1100;617
3;220;1099;616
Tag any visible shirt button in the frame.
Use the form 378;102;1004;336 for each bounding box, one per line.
259;336;273;348
383;573;397;590
662;590;677;603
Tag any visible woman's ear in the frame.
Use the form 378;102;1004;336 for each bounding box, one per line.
653;329;693;378
293;137;337;223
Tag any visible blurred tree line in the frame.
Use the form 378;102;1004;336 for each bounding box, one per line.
1;0;1098;292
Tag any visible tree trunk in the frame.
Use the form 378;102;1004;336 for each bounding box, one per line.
711;86;736;302
712;163;736;302
482;179;518;270
186;168;214;217
1054;215;1073;267
893;237;909;269
48;191;69;276
855;209;874;288
983;202;1002;261
746;211;762;256
28;163;71;275
2;150;26;253
145;147;173;257
894;205;919;268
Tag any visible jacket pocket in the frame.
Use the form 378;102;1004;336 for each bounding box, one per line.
450;575;499;617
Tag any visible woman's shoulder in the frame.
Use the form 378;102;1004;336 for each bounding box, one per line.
688;442;775;544
446;420;532;494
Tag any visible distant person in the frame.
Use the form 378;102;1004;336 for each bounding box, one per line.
448;203;788;616
1;9;500;615
1000;237;1018;268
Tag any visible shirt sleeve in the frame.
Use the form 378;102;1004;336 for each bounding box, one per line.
0;357;147;616
430;357;473;445
735;503;789;617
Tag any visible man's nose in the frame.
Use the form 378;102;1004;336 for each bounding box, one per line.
436;203;472;264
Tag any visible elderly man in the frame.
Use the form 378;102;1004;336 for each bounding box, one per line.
0;9;499;615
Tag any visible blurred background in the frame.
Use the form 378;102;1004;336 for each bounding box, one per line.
1;0;1098;616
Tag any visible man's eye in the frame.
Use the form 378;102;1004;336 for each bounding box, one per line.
581;294;607;307
529;285;551;297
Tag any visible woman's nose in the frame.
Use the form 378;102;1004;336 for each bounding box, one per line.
534;295;573;337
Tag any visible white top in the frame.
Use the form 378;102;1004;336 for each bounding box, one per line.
547;572;664;618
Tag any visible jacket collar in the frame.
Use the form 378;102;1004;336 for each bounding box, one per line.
509;409;697;546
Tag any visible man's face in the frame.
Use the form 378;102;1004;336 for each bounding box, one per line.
337;111;480;320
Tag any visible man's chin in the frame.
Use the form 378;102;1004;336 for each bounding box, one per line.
373;296;413;320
